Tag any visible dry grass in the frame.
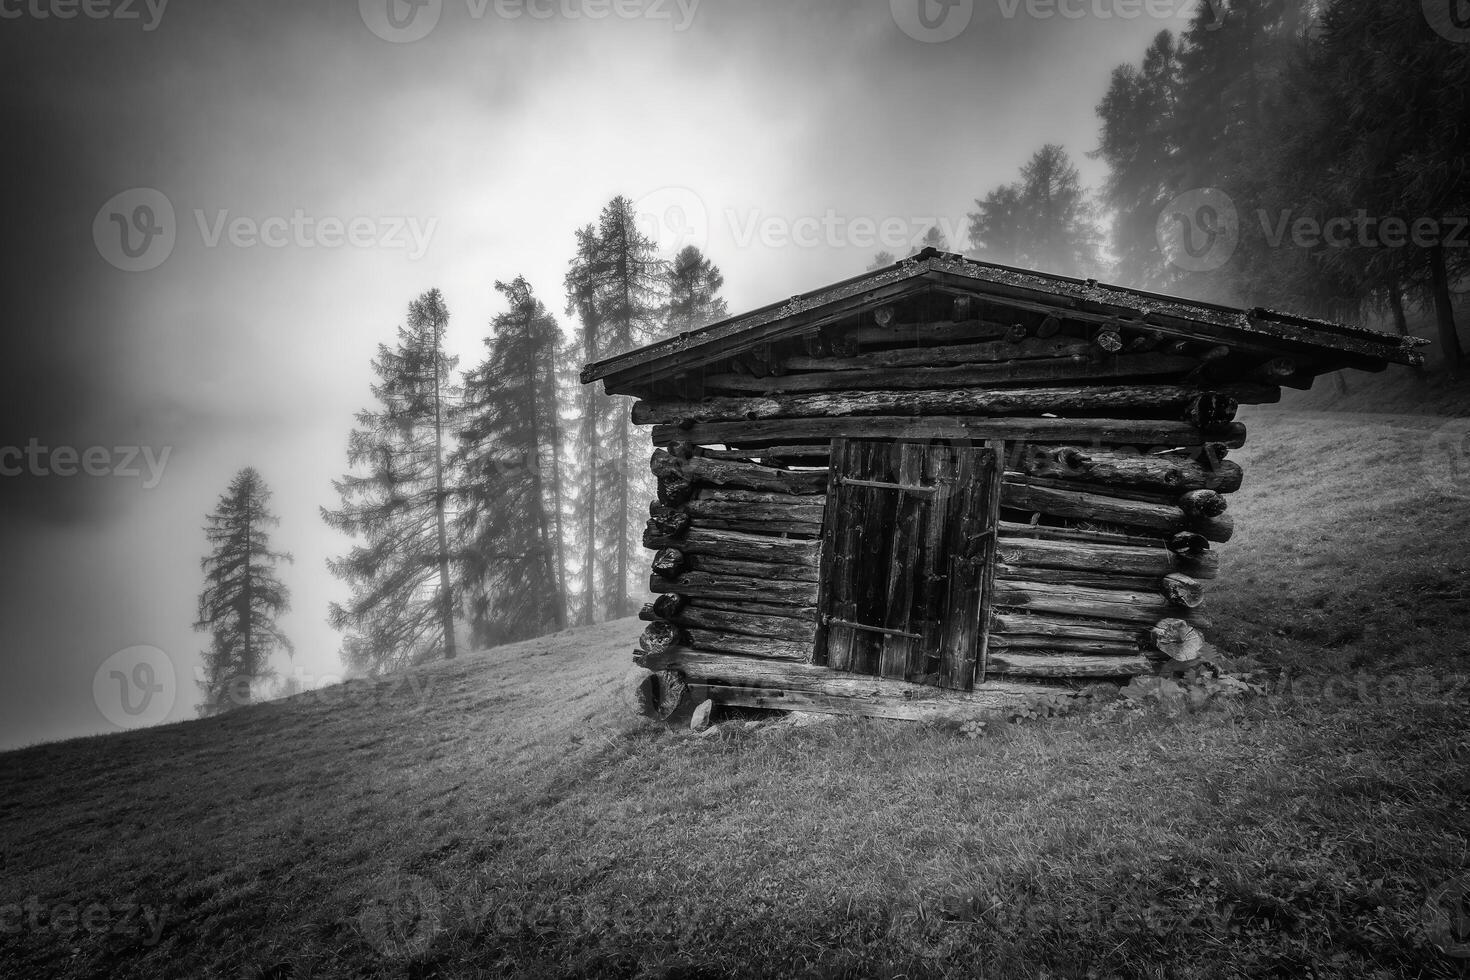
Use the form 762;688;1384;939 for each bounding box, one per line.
2;409;1469;979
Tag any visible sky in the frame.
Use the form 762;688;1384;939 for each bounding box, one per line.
0;0;1205;750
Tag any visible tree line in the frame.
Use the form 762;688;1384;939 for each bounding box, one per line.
894;0;1466;373
316;196;727;679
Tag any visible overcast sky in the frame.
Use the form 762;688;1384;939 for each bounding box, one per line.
0;0;1202;749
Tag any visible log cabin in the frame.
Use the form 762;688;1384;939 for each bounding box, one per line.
581;249;1427;723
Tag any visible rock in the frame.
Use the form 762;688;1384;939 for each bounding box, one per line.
690;698;715;732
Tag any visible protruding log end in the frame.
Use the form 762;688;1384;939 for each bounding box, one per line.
656;474;695;506
1179;489;1228;519
652;592;689;618
629;667;690;721
651;548;687;579
1094;328;1124;353
952;295;973;320
1187;392;1239;427
1168;532;1210;558
1162;572;1205;608
639;621;687;658
1006;322;1030;343
1151;618;1204;662
1191;510;1235;543
647;510;692;540
1036;315;1062;338
874;304;895;327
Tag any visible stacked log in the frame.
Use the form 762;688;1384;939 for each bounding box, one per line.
640;446;828;679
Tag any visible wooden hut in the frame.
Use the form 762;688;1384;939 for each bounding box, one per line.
582;249;1426;721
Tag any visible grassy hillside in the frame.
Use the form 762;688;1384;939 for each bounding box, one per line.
3;411;1469;979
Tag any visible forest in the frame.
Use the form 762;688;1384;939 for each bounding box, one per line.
193;0;1468;704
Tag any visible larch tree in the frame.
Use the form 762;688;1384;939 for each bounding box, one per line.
195;467;293;715
968;145;1100;277
908;225;949;255
455;276;569;646
323;289;461;674
1092;29;1181;289
663;245;728;339
564;197;668;621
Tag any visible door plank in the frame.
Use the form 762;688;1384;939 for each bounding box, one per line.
879;443;927;679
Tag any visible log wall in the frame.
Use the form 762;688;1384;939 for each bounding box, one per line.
627;304;1264;715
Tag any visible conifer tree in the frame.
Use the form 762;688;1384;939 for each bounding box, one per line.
195;467;293;715
564;197;667;620
455;276;569;645
323;289;461;673
968;145;1099;277
664;245;728;338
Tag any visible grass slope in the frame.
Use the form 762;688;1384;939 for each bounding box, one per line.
3;411;1469;980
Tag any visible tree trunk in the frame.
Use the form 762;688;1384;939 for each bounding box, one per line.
1388;279;1426;380
615;406;631;619
432;314;457;661
1430;243;1465;376
524;309;561;631
580;327;599;625
544;352;570;629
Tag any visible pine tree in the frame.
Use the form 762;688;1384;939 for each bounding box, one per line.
323;289;461;674
565;223;606;626
909;225;948;255
195;467;293;715
455;276;569;645
968;145;1099;277
564;198;668;621
1093;30;1181;288
664;245;728;338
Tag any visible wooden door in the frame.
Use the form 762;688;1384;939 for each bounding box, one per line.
813;438;1001;691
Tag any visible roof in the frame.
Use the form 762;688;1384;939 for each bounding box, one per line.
582;249;1427;391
